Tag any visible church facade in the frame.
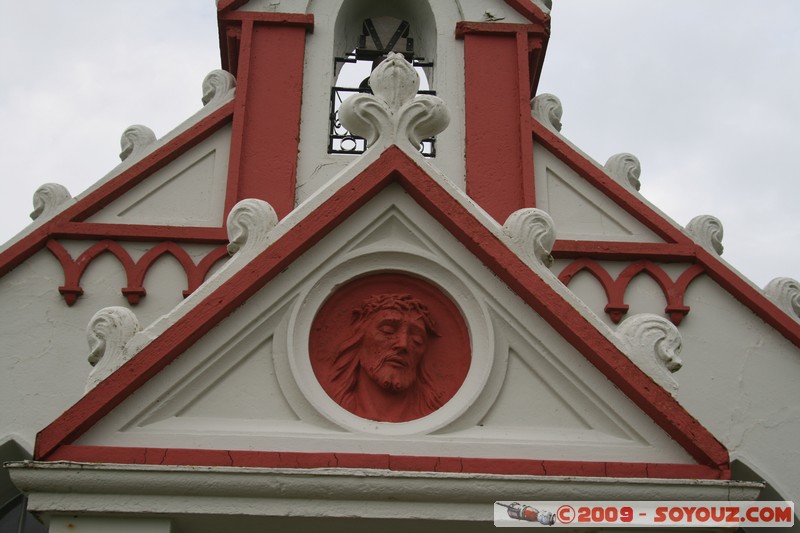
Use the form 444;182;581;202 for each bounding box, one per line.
1;1;798;531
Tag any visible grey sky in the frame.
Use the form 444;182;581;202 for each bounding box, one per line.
0;1;797;289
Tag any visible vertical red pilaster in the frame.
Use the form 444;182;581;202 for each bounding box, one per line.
222;13;314;219
457;22;549;224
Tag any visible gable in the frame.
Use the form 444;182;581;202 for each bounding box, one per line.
86;125;231;227
533;142;663;242
36;147;727;480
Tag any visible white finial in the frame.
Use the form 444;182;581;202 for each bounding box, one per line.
30;183;72;221
686;215;724;255
764;277;800;321
605;153;642;192
202;69;236;106
503;208;557;267
86;307;140;392
616;314;683;396
531;93;563;132
339;53;450;152
119;125;157;161
226;199;279;256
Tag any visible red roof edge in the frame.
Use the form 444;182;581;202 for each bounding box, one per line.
504;0;550;25
34;147;729;478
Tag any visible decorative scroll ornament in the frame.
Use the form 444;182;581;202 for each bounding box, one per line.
605;153;642;192
502;208;556;267
764;277;800;321
338;52;450;151
686;215;724;255
30;183;72;220
616;313;683;396
119;125;157;161
226;198;279;255
201;69;236;106
86;306;140;392
531;93;563;132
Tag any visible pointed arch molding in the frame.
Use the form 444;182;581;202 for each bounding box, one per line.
558;259;705;326
35;147;729;481
46;240;230;306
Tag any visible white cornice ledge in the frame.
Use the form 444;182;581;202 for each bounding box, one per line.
8;461;761;519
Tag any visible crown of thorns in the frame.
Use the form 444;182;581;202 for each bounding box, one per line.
351;293;438;336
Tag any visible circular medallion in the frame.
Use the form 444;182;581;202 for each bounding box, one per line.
309;273;471;423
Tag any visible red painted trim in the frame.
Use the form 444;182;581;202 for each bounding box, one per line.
532;121;691;244
184;245;230;298
516;31;536;209
49;445;727;480
460;22;548;222
558;258;704;325
463;32;530;223
216;0;249;13
224;19;252;214
35;147;728;477
224;21;307;219
456;21;547;37
218;11;314;30
54;223;227;243
552;240;696;261
45;240;229;306
503;0;550;25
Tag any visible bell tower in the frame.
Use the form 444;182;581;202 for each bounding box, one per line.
216;0;551;222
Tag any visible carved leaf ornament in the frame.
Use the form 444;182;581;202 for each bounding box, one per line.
339;52;449;151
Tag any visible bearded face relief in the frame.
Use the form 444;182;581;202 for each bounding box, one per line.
359;303;430;393
309;274;471;423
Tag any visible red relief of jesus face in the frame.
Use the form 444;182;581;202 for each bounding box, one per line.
359;308;429;393
310;274;471;423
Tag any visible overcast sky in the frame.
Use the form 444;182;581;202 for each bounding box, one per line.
0;1;797;289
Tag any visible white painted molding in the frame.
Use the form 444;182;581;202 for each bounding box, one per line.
119;124;157;162
531;93;563;132
502;208;556;267
764;277;800;321
29;183;72;221
202;69;236;106
86;307;141;393
226;198;279;255
338;53;450;151
616;314;683;397
605;153;642;192
685;215;724;255
8;462;762;520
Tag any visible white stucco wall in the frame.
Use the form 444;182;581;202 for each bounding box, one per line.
0;243;222;451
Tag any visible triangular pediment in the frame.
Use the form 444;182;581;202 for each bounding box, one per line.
86;126;231;227
533;142;664;242
37;147;727;480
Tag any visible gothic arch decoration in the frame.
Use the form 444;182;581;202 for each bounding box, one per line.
46;240;229;306
558;259;705;325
